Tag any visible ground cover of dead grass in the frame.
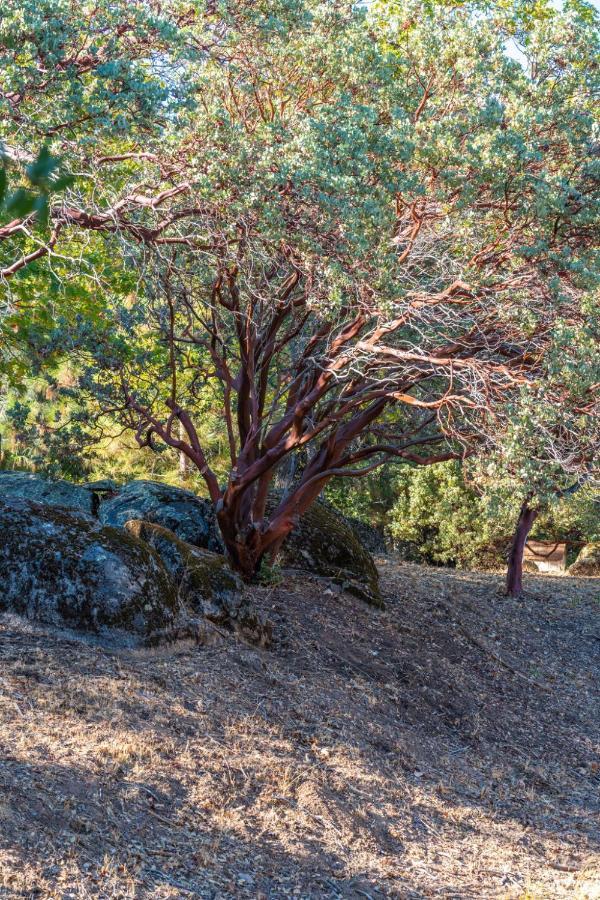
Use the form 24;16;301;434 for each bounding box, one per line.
0;561;599;898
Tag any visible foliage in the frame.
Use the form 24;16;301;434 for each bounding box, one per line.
0;0;598;577
324;469;397;528
0;0;190;325
387;460;600;568
0;147;73;226
256;558;284;586
387;462;500;567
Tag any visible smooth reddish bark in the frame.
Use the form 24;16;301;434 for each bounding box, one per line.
506;500;539;598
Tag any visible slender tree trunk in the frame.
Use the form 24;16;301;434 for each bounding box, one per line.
178;421;189;482
506;499;538;598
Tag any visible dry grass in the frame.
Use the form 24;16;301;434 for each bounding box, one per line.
0;561;599;898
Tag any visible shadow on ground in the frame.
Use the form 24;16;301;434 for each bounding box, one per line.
0;562;599;898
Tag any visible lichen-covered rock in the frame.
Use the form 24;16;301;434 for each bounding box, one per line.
0;499;180;644
341;514;387;554
568;543;600;576
125;520;272;645
272;499;382;607
82;479;118;494
99;480;223;551
0;471;96;516
125;519;240;620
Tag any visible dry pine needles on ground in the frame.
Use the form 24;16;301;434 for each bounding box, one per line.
0;561;599;899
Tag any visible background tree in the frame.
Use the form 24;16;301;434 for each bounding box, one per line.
387;459;599;571
479;361;599;596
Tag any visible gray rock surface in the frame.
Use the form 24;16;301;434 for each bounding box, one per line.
0;499;180;644
568;542;600;576
99;480;223;551
125;520;271;645
0;471;96;515
270;498;382;606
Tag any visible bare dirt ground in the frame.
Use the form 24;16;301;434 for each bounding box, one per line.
0;560;599;899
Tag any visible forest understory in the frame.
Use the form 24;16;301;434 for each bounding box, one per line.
0;561;598;899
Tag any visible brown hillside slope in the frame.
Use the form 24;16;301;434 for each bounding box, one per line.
0;562;599;898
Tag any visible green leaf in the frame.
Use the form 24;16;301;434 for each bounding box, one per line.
0;168;7;206
51;174;75;192
26;147;60;187
33;194;49;227
6;188;36;218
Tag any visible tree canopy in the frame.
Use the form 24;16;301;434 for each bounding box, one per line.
1;0;598;578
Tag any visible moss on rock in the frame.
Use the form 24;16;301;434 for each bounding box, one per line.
0;471;96;515
568;543;600;576
99;480;223;551
271;499;382;607
0;499;179;644
125;520;272;644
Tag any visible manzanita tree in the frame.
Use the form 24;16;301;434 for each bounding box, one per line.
481;357;599;597
9;0;600;580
